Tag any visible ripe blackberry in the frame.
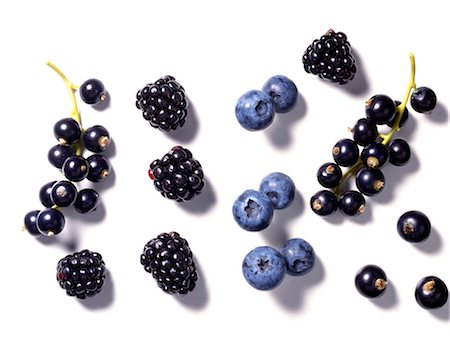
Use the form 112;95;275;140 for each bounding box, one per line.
136;75;188;132
56;249;106;299
148;145;204;202
140;232;198;295
302;29;356;85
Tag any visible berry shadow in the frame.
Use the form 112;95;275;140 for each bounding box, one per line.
92;91;111;111
165;98;199;144
261;189;304;247
412;226;443;254
78;269;115;310
265;93;307;149
348;200;374;224
429;300;450;321
341;49;370;97
175;257;209;310
177;176;217;214
92;165;116;192
426;102;448;124
35;218;80;252
271;256;325;311
370;279;399;309
104;138;117;159
76;200;107;224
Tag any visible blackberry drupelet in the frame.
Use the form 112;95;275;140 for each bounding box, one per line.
140;232;198;295
302;29;356;85
136;75;188;132
148;146;204;202
56;249;106;299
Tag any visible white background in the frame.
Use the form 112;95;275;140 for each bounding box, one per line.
1;0;448;358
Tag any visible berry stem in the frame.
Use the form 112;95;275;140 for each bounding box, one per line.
46;61;84;156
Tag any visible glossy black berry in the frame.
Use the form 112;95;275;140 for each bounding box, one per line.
36;208;65;236
397;210;431;243
360;143;389;169
24;210;41;236
338;190;366;216
39;181;56;207
53;118;81;144
74;189;100;214
62;155;89;182
80;79;107;106
48;144;74;169
136;76;188;132
310;190;338;216
365;94;396;125
140;232;198;295
415;276;448;310
302;30;356;85
50;180;77;207
86;154;111;182
332;139;359;167
355;167;385;196
352;118;378;146
355;264;387;298
386;101;409;128
388;139;411;166
149;146;204;202
83;125;111;153
317;162;342;188
410;87;437;113
56;249;106;299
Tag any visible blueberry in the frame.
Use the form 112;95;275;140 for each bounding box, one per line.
280;238;315;276
262;75;298;113
259;172;295;210
410;87;437;113
242;246;286;290
397;210;431;243
235;90;274;131
232;190;273;231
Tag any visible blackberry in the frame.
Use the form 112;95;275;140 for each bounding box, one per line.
136;75;188;132
56;249;106;299
140;232;198;295
302;29;356;85
148;145;204;202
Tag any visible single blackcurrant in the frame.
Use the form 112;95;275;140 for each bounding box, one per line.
53;118;81;144
355;167;385;196
415;276;448;309
388;139;411;166
50;180;77;207
365;94;396;125
410;87;437;113
310;190;338;216
332;139;359;167
360;143;389;169
36;208;65;236
48;144;74;169
397;210;431;243
23;210;41;236
86;154;111;182
39;181;56;207
355;264;388;298
338;190;366;216
80;79;107;106
83;125;111;153
62;155;89;182
317;162;342;188
74;189;100;214
352;118;379;146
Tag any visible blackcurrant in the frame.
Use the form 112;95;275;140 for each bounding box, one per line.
310;190;338;216
352;118;378;146
360;143;389;169
355;264;388;298
53;118;81;144
80;79;107;105
23;210;41;236
410;87;437;113
332;139;359;167
338;190;366;216
355;167;385;196
415;276;448;309
86;154;111;182
365;94;396;125
388;139;411;166
62;155;89;182
386;101;409;128
36;208;65;236
317;162;342;188
50;180;77;207
83;125;111;153
39;181;56;207
48;144;74;169
74;189;100;214
397;210;431;243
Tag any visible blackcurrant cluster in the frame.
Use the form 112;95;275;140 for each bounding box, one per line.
311;55;437;217
302;29;356;85
136;76;188;132
23;63;112;237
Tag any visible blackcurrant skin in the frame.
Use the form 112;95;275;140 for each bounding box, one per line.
338;190;366;216
36;208;65;236
365;94;396;125
50;180;78;207
39;181;57;207
355;167;385;196
310;190;338;216
410;87;437;113
386;101;409;128
24;210;41;236
388;139;411;166
317;162;342;188
83;125;111;153
62;155;89;182
397;210;431;243
74;189;100;214
86;154;111;182
360;143;389;169
352;118;378;146
332;139;359;167
355;264;388;298
53;118;81;144
48;144;74;169
80;78;106;105
415;276;448;310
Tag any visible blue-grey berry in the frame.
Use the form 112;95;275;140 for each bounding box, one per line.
259;172;295;210
242;246;286;290
232;190;273;231
262;75;298;113
281;238;315;276
235;90;274;131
